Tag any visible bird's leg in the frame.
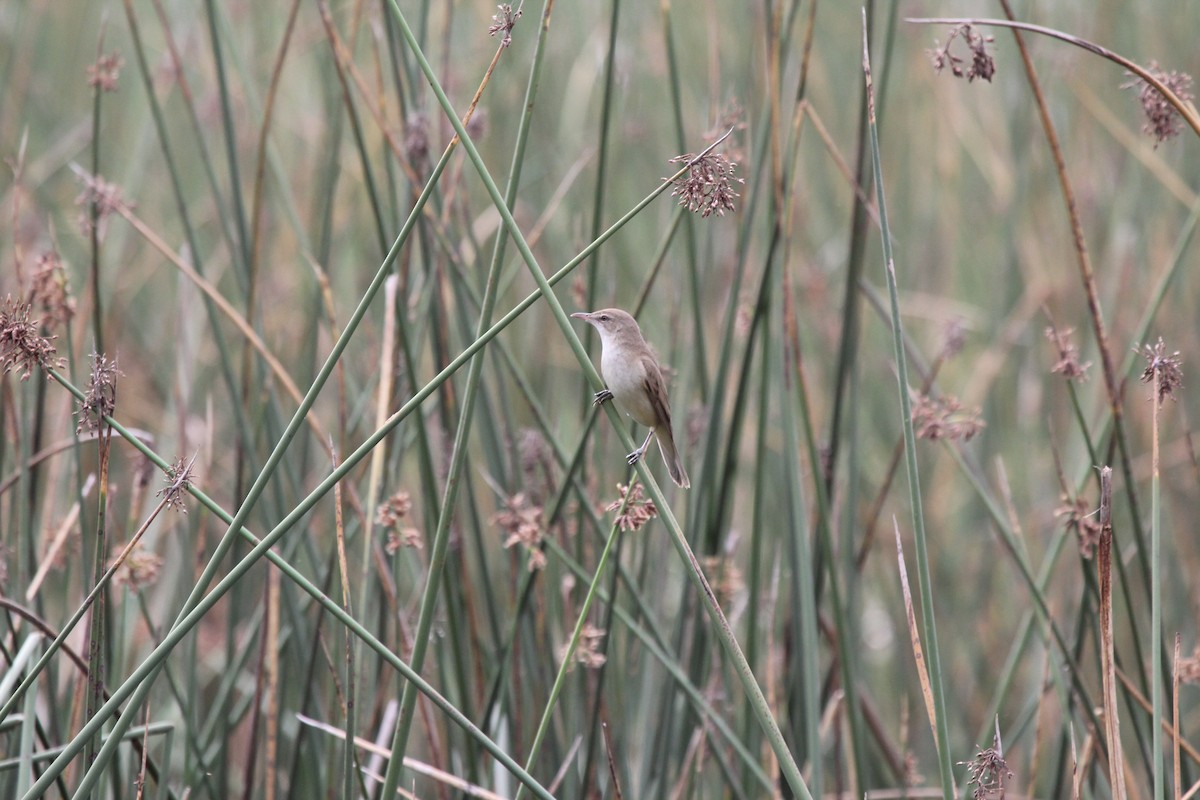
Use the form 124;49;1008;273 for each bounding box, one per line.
592;388;614;406
627;429;655;466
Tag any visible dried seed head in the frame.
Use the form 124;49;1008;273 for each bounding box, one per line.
0;295;64;380
1179;645;1200;685
1056;494;1102;559
75;173;129;239
1139;336;1183;405
561;623;607;671
959;737;1012;800
495;492;545;571
76;352;121;433
911;392;985;441
942;318;967;359
87;51;123;92
488;4;522;48
666;151;744;218
378;489;422;553
1124;62;1194;146
606;482;657;532
929;24;996;83
30;251;75;330
376;489;413;527
158;455;195;513
111;546;163;589
1045;325;1091;382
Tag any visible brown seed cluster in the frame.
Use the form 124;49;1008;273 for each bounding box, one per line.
111;546;163;589
1125;62;1194;146
1139;336;1183;406
911;392;985;442
0;295;63;380
76;352;121;433
377;489;422;553
960;741;1012;800
666;151;743;218
562;623;607;670
606;482;657;532
1045;325;1091;382
87;51;123;92
1055;494;1102;559
30;251;75;329
488;4;522;48
76;174;129;239
929;24;996;83
1179;645;1200;685
495;492;545;570
158;456;195;514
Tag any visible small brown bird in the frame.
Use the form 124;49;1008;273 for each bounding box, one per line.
571;308;690;488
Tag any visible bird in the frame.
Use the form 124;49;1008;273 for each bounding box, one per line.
571;308;690;488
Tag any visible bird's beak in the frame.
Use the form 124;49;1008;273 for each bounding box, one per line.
570;312;591;320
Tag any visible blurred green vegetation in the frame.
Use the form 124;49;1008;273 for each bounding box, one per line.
1;0;1198;797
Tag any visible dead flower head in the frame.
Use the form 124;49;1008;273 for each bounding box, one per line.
1179;644;1200;685
488;4;522;48
76;352;121;433
561;623;607;670
1045;325;1091;382
1124;62;1194;146
1139;337;1183;406
606;482;657;532
158;456;195;513
495;492;545;571
959;739;1012;800
911;392;985;442
942;317;967;360
110;545;163;590
667;151;743;218
87;51;124;92
377;489;422;553
376;489;413;527
76;173;129;240
30;251;76;330
1056;494;1102;559
1;295;64;380
929;24;996;83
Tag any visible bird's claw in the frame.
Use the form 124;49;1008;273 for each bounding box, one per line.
593;389;614;407
626;448;643;466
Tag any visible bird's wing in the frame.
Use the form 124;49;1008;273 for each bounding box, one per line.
641;357;672;430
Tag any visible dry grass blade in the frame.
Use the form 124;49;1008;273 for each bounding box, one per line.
295;714;509;800
1111;667;1200;766
1176;634;1183;800
894;518;938;753
1096;466;1127;800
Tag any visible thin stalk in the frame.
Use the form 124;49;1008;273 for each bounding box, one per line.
862;14;955;800
1151;376;1164;800
381;3;555;792
512;488;633;800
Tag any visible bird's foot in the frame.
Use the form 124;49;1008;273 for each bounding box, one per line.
592;389;614;407
626;448;644;466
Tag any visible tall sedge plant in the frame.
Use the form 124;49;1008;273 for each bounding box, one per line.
862;12;955;800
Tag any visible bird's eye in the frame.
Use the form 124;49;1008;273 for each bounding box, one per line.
598;314;609;321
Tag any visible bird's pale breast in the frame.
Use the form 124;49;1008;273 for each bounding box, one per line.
600;348;659;428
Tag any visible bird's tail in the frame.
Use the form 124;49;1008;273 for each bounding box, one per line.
656;428;690;489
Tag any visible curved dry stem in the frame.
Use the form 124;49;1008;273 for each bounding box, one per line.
907;17;1200;137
